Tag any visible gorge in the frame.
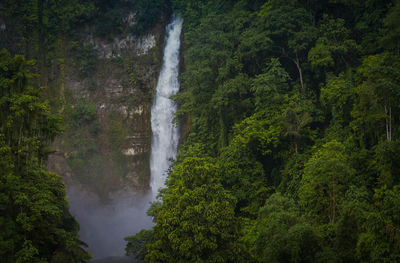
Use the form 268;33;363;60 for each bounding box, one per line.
68;15;183;260
1;1;400;262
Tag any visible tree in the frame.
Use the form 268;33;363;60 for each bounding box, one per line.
125;229;155;261
352;53;400;142
211;73;253;148
218;138;269;218
259;0;317;91
356;185;400;262
146;158;240;262
299;141;354;224
251;58;290;111
241;193;321;263
215;105;284;217
282;93;314;154
308;15;359;71
321;73;354;126
381;0;400;56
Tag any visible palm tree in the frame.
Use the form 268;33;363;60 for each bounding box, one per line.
283;107;312;153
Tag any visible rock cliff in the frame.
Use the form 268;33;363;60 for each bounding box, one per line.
46;17;167;199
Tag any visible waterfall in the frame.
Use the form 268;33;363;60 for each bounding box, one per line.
150;16;183;197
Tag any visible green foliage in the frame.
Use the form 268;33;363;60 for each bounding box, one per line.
70;42;98;78
282;92;315;153
130;0;171;35
108;113;128;151
251;58;290;110
140;2;400;261
381;0;400;54
300;141;355;224
372;140;400;187
125;229;155;260
308;15;359;70
0;0;94;59
356;185;400;262
218;138;269;217
95;8;125;38
68;102;97;127
242;193;321;263
146;158;240;262
0;49;91;263
321;73;355;125
351;52;400;144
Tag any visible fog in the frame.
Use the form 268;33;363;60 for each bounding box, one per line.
66;185;153;259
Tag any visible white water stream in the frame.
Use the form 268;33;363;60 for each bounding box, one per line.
150;16;183;197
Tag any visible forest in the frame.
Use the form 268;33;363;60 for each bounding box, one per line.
1;0;400;262
126;0;400;262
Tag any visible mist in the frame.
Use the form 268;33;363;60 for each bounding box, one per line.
66;185;153;259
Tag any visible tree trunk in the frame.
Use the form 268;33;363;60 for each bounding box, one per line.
389;104;392;141
293;52;305;91
330;173;336;224
385;103;392;141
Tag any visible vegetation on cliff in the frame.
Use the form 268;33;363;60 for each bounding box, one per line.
0;0;170;260
1;0;172;198
127;0;400;262
0;49;92;263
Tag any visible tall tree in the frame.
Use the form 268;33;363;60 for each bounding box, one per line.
299;141;354;224
259;0;317;91
146;158;240;262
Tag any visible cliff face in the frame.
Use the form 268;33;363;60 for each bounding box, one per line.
45;18;166;198
0;4;168;198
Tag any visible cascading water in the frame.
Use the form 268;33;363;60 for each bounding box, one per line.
150;16;183;197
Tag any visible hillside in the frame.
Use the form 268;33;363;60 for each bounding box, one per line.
127;0;400;262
